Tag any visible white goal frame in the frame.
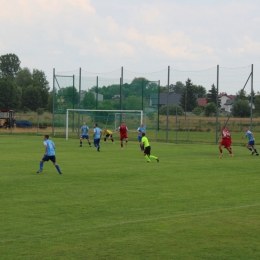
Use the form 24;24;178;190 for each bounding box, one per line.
66;109;144;140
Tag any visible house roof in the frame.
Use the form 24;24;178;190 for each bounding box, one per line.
197;98;207;107
224;98;235;105
159;93;181;105
218;93;236;99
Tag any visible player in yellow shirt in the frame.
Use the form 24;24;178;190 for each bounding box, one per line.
141;133;159;163
102;128;115;143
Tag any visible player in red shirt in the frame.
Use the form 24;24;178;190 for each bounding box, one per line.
218;126;234;158
117;122;128;149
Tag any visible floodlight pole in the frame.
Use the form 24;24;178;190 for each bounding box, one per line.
215;65;219;144
52;68;55;137
250;64;253;130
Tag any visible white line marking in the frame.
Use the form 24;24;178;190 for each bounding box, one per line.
1;203;259;243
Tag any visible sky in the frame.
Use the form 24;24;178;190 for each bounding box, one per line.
1;0;260;94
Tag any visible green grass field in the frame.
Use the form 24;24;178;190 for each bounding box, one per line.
1;135;260;260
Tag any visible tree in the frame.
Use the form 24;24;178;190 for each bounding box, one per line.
124;95;142;110
193;85;206;98
180;78;198;112
47;91;54;112
0;53;21;78
232;100;250;117
15;67;33;88
207;84;220;107
0;78;22;109
159;104;184;116
22;85;45;111
204;102;217;117
82;92;96;109
32;69;49;90
58;86;79;108
235;89;247;101
254;95;260;114
170;81;185;94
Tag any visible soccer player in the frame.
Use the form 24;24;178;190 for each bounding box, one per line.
117;122;128;149
93;123;102;152
242;127;259;155
136;123;146;151
36;135;62;174
141;133;159;163
103;128;114;143
79;122;91;147
218;126;234;158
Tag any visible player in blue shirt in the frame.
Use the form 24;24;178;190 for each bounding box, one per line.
242;127;259;155
136;123;146;151
79;122;91;147
93;123;102;152
36;135;62;174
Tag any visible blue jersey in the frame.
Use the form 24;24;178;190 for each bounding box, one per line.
81;125;89;135
246;130;254;141
137;126;146;137
43;139;55;156
93;127;102;139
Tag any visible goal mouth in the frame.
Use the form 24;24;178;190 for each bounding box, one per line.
66;109;144;140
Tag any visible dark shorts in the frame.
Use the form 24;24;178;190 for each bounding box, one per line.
81;134;89;139
42;155;56;163
105;134;112;138
248;140;255;146
144;146;151;155
94;138;100;146
138;136;142;142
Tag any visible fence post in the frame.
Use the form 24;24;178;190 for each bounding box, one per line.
215;65;219;144
52;68;55;137
175;106;178;144
78;67;81;138
250;64;253;130
166;66;170;142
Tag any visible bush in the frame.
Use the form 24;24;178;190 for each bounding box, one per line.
159;104;184;116
192;106;203;116
204;102;217;117
232;100;250;117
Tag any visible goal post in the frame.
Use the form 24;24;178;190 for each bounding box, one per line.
66;109;144;140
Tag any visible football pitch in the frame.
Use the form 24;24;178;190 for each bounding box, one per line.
1;135;260;260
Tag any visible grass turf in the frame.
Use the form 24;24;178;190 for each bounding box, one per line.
0;135;260;259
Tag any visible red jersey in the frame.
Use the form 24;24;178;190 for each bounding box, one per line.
119;125;128;135
118;125;128;138
220;129;232;147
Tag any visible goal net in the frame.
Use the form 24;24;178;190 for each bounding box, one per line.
66;109;144;140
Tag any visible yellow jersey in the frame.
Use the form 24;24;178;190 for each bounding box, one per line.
104;129;112;135
141;136;150;148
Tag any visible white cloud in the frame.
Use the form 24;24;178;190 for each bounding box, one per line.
1;0;260;90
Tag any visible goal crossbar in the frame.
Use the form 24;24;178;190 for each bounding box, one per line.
66;109;144;140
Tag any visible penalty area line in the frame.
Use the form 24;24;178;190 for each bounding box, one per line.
1;203;259;243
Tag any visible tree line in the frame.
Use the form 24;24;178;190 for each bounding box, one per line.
0;53;50;114
1;53;259;117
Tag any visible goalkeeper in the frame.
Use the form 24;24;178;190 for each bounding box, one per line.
102;128;115;143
